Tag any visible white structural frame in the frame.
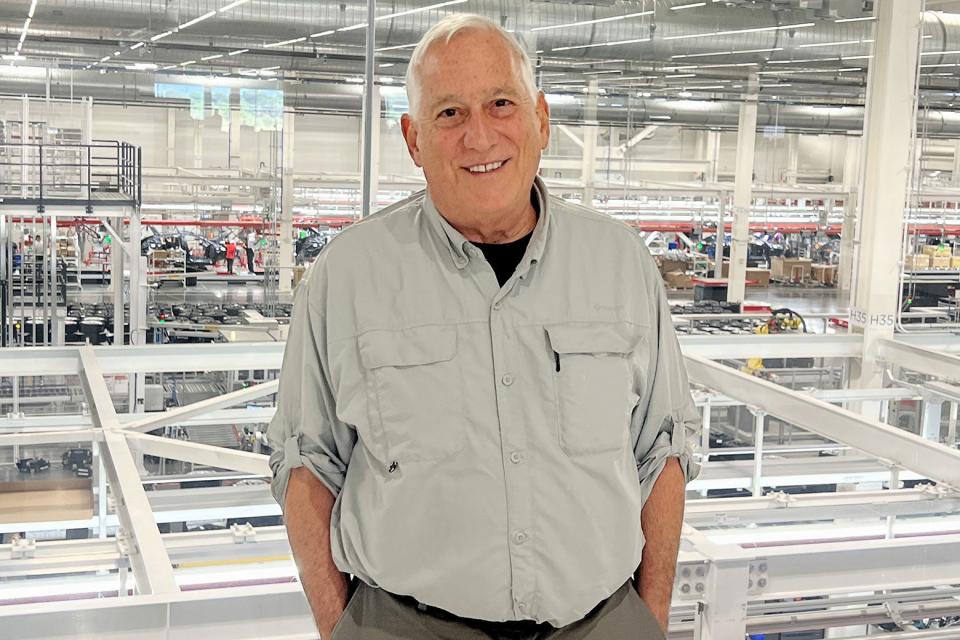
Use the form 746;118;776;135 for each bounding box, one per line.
0;331;959;638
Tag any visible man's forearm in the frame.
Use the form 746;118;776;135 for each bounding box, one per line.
635;457;686;632
284;467;350;639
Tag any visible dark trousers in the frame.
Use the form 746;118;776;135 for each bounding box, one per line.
331;581;665;640
226;258;234;274
246;247;255;273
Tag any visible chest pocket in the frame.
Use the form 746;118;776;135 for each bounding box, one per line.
546;322;641;456
358;326;465;463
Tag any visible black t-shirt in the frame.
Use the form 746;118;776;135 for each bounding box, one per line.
473;232;533;287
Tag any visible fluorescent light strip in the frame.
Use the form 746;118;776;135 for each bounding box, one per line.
151;30;172;41
218;0;250;12
552;37;650;52
375;42;417;52
28;0;37;18
835;16;875;23
672;47;782;60
264;36;306;48
666;73;696;78
921;62;960;68
260;65;280;71
795;39;864;49
566;59;626;66
375;0;468;21
130;42;145;50
311;30;335;38
178;10;216;30
583;69;621;75
922;49;960;56
757;67;862;75
684;85;726;90
671;2;706;9
201;53;224;61
180;60;196;66
99;55;110;62
228;48;248;56
664;22;815;41
531;10;653;32
338;23;367;32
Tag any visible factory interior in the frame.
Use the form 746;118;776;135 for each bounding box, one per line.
2;0;960;638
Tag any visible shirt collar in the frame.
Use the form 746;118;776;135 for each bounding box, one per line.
422;176;551;273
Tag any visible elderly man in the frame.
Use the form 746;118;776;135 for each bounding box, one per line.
267;14;699;640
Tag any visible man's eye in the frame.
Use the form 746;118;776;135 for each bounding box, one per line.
494;99;514;108
438;108;458;118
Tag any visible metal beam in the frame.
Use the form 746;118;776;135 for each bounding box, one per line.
556;124;584;149
122;380;278;433
684;354;960;490
76;346;178;596
877;338;960;383
124;432;271;477
678;333;861;360
0;429;97;446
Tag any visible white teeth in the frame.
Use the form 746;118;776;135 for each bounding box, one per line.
468;161;504;173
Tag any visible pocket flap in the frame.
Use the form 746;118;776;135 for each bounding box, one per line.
546;322;639;355
358;326;457;369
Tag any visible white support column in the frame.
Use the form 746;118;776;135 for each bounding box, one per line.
166;109;176;169
359;85;382;214
581;79;599;207
839;136;861;293
948;402;958;447
698;558;750;639
953;140;960;186
192;119;202;169
279;111;295;293
727;77;758;304
229;107;241;170
850;0;922;396
751;410;765;497
21;95;29;198
705;130;720;183
83;97;93;145
785;133;799;184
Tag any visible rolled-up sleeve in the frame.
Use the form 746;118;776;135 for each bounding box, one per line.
631;278;701;506
265;266;356;510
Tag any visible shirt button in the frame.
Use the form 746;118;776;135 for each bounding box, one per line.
509;451;523;464
493;301;503;311
517;602;527;613
501;374;514;386
513;530;528;544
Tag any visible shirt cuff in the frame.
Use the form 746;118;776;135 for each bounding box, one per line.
269;433;346;509
636;415;701;507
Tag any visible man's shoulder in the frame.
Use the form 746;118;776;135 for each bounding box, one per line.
549;195;644;247
322;190;426;257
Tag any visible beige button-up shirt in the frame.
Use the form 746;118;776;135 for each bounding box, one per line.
267;177;700;628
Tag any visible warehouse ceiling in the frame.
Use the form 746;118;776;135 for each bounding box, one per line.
1;0;960;122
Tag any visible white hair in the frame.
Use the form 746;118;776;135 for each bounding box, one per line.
404;14;539;117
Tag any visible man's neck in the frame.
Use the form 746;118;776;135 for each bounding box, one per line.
432;194;538;245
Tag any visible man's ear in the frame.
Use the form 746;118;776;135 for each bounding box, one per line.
400;113;423;167
535;91;550;150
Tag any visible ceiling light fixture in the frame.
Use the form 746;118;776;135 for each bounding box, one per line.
664;22;815;41
671;2;706;10
311;30;335;38
666;73;696;78
672;47;782;59
28;0;37;18
583;69;621;75
835;16;875;23
552;37;651;52
201;53;224;61
228;48;248;55
379;62;395;68
178;10;216;30
531;10;653;32
795;40;864;49
265;36;306;48
375;42;417;52
151;31;172;41
99;55;110;62
218;0;250;12
180;60;196;66
130;42;145;50
338;23;368;32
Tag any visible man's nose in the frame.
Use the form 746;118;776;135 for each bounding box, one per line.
463;111;497;152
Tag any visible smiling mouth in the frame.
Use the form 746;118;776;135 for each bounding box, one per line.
464;159;510;175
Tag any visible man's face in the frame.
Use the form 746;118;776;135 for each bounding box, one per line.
401;29;550;225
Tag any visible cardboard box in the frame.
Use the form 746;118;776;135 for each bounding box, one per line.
713;261;769;287
906;254;931;270
811;264;837;285
932;255;952;270
663;270;693;289
771;257;813;281
922;245;939;256
952;256;960;269
658;258;687;276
